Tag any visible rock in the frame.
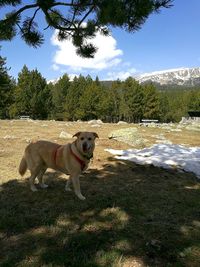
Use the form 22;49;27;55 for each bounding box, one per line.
177;124;184;129
170;128;182;132
180;117;188;124
88;119;103;124
109;127;138;137
153;134;165;140
59;131;72;139
91;124;101;127
108;127;147;146
156;139;173;144
161;125;172;131
117;121;128;125
3;135;17;139
186;123;200;131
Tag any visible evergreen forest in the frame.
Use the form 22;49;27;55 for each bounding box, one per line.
1;55;200;123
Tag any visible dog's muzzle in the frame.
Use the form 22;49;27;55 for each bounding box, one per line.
82;142;91;153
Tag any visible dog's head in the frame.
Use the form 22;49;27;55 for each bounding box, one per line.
73;131;99;156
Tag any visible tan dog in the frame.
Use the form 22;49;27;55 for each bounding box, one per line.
19;132;98;200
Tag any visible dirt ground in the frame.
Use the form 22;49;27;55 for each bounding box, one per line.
1;120;200;267
0;119;200;183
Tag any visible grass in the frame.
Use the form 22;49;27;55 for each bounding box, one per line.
0;120;200;267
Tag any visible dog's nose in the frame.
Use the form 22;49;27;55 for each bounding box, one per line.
82;142;88;152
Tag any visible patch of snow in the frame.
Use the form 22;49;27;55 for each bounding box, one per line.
106;144;200;178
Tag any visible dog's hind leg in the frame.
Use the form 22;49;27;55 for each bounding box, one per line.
37;167;48;189
65;177;72;191
29;168;40;192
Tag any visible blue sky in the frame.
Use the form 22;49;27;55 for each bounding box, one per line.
1;0;200;81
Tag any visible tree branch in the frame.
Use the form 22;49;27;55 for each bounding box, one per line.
78;5;95;27
28;7;40;32
43;9;75;32
5;3;38;19
49;8;74;27
51;1;94;8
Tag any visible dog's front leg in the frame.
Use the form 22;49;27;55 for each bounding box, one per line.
70;174;86;200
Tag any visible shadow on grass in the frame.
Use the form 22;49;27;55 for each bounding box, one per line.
0;158;200;267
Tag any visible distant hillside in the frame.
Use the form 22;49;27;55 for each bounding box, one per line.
48;67;200;89
136;67;200;87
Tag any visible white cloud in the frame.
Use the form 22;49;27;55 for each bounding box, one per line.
51;30;123;71
106;68;138;80
51;64;60;71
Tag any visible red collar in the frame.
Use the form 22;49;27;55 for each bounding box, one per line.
70;145;86;171
52;145;62;167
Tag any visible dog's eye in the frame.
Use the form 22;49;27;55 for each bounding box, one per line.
80;137;84;141
88;137;92;141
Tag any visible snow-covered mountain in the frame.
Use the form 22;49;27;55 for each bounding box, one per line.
47;78;60;84
137;67;200;86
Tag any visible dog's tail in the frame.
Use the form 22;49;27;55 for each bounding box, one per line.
19;156;27;176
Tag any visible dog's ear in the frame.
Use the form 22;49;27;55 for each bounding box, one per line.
73;132;81;138
92;132;99;139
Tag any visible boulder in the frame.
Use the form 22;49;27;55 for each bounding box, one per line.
59;131;73;139
88;119;103;124
108;127;147;146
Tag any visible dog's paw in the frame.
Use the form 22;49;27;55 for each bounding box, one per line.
39;183;48;189
31;186;38;192
77;194;86;200
65;186;72;192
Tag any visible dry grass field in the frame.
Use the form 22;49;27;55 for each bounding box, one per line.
0;119;200;267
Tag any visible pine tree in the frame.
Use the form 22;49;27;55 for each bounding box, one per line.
14;65;31;116
51;74;70;120
36;83;52;119
0;0;173;58
165;89;188;122
143;83;160;119
13;65;47;119
29;69;47;119
121;77;144;122
187;90;200;111
78;82;103;120
44;82;54;119
65;75;88;120
0;53;15;118
106;80;122;122
158;92;171;122
96;85;112;121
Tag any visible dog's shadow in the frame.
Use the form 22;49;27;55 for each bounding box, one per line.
0;159;200;267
